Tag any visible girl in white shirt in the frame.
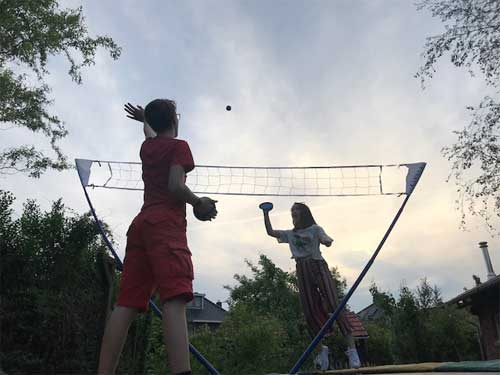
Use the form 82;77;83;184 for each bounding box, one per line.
262;202;360;368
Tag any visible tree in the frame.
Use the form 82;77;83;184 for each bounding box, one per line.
225;255;350;351
226;255;348;321
225;255;302;324
142;255;304;375
368;278;480;364
142;255;354;374
363;322;394;365
0;0;121;177
416;0;500;232
0;190;113;373
224;254;311;366
188;304;291;375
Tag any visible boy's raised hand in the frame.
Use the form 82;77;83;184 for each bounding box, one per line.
124;103;145;122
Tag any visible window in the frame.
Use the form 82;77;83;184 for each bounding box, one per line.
187;294;204;310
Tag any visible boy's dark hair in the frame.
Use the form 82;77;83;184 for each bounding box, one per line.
292;202;317;230
144;99;177;133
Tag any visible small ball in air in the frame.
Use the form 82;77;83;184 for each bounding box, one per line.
226;105;231;111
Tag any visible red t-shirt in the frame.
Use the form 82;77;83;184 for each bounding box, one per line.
139;137;194;236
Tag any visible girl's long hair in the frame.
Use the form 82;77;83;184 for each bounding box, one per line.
292;202;317;230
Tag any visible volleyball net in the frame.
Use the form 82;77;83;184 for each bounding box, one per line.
75;159;425;197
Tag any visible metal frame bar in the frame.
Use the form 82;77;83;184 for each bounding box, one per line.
76;158;425;375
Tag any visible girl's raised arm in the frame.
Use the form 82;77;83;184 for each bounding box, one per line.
263;211;280;238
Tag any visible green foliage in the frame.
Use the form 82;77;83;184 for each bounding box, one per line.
225;254;305;340
369;278;481;364
225;254;322;364
363;323;394;365
391;285;421;362
420;303;480;362
143;300;294;375
144;315;169;375
119;311;153;375
416;0;500;231
0;189;112;373
189;304;291;375
442;96;500;233
144;255;353;374
206;255;351;373
142;256;478;372
225;255;348;341
0;0;121;177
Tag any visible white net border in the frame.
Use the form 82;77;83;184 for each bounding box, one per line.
75;159;426;197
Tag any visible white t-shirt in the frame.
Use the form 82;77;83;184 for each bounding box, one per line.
276;224;333;260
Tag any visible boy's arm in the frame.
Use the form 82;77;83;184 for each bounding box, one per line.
143;120;156;139
124;103;156;139
168;165;199;205
168;165;217;219
263;211;280;238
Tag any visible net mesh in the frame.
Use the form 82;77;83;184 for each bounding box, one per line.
80;160;413;197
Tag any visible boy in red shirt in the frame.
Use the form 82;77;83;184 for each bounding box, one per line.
98;99;216;375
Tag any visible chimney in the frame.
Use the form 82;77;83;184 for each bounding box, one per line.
216;301;222;308
479;242;496;280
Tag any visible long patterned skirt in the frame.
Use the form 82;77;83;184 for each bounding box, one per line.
295;257;352;337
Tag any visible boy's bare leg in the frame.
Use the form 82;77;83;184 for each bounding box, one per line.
98;306;138;375
163;298;191;374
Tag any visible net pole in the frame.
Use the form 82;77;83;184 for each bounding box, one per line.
76;163;222;375
288;192;415;374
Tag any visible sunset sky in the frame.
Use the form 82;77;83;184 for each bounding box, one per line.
3;0;499;312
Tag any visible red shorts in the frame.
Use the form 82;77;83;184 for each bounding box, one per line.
116;210;194;312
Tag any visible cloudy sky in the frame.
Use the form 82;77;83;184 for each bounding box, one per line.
3;0;499;313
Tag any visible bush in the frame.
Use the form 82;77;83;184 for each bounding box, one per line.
1;190;111;374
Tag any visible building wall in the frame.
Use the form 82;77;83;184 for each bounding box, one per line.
475;303;500;360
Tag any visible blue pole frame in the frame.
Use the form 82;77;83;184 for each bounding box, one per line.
77;159;425;375
77;166;221;375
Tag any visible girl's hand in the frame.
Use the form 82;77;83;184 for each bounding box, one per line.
320;237;333;247
259;202;274;212
124;103;145;122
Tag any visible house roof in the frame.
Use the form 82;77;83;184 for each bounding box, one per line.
186;293;227;324
447;274;500;307
357;303;386;322
345;311;369;339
